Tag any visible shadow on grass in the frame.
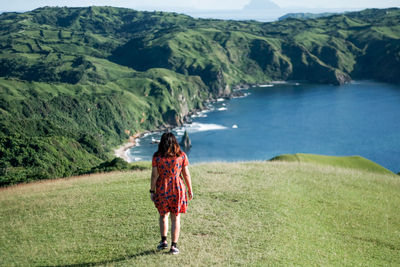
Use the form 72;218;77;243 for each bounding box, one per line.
41;249;159;267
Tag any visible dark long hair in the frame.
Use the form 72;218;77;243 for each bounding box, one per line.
154;132;183;158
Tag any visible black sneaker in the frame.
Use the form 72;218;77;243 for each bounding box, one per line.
169;245;179;255
157;241;168;250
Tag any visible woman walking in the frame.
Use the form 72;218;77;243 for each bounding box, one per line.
150;132;193;254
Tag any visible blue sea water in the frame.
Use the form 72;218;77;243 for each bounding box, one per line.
127;81;400;173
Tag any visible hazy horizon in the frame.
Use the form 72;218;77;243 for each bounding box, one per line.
1;0;399;21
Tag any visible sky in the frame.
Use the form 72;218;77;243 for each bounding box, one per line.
1;0;399;11
1;0;399;18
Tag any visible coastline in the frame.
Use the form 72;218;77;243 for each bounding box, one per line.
112;108;210;163
112;101;218;162
114;140;135;162
114;132;150;162
113;81;278;162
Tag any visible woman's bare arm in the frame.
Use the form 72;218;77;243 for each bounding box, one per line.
182;166;193;200
150;167;158;201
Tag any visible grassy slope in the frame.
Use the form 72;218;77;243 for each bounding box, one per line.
1;161;399;266
271;153;394;175
0;7;215;184
0;7;399;185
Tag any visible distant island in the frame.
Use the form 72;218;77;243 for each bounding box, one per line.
0;7;399;185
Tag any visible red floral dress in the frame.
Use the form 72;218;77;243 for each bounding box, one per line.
152;152;189;216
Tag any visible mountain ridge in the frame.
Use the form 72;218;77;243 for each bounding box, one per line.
0;6;399;185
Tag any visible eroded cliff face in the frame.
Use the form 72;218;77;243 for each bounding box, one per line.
335;70;352;85
110;24;359;92
162;96;191;127
352;39;400;83
162;109;183;126
279;43;352;85
186;66;231;97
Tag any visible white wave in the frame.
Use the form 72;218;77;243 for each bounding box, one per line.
233;92;251;99
217;98;225;102
124;151;132;163
192;113;208;118
191;109;213;118
270;81;288;84
184;122;228;133
191;112;209;118
232;124;238;128
259;84;274;87
218;107;228;111
135;139;141;146
222;103;226;106
175;127;185;136
205;105;215;110
150;137;161;144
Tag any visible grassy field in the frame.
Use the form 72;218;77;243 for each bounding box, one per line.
271;153;394;175
1;159;399;266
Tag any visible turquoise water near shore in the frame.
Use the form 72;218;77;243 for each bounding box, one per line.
127;81;400;173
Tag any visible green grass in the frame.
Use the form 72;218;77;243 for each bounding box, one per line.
271;153;395;175
1;161;399;266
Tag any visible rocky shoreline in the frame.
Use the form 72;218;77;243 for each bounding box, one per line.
113;96;237;162
113;81;293;162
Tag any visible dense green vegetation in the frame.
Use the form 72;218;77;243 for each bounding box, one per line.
1;161;399;265
278;12;338;20
0;6;399;185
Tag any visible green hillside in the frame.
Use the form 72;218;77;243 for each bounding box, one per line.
279;12;338;20
270;153;395;175
0;7;399;185
1;161;399;265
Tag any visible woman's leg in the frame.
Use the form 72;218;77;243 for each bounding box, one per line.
159;212;169;242
170;213;181;243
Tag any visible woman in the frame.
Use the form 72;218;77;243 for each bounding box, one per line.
150;132;193;254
